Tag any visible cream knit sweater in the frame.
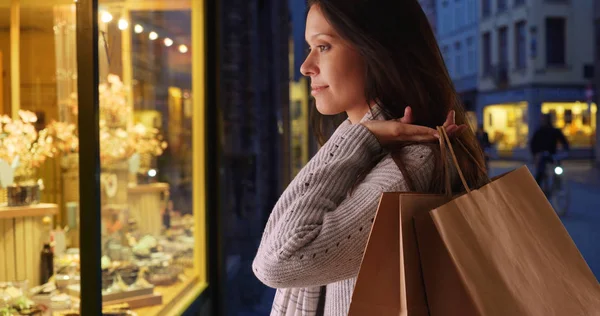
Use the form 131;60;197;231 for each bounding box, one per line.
253;107;435;315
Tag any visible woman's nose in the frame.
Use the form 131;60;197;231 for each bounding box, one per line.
300;54;318;77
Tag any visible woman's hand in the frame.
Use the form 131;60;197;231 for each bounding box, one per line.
361;107;467;146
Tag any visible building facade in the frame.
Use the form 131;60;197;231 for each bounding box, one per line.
436;0;479;115
419;0;438;34
477;0;596;159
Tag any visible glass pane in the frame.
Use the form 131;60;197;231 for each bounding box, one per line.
95;1;200;314
0;0;81;313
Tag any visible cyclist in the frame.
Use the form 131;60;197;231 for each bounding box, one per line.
529;114;570;188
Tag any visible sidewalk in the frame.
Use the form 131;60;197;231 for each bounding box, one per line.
488;160;600;188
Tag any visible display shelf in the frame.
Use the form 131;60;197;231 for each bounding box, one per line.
0;203;57;286
128;183;169;236
0;203;58;219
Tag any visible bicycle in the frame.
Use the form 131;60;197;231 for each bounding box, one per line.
539;151;569;216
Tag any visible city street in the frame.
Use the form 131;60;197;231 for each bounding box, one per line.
489;160;600;278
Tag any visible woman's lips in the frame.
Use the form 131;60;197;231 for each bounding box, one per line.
311;85;329;95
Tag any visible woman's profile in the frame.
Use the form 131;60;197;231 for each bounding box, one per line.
253;1;488;315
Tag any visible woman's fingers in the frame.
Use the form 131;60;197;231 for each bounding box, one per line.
399;106;413;124
363;115;469;146
443;110;456;128
395;124;439;142
445;125;458;135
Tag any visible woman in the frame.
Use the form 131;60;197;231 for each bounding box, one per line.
253;1;488;315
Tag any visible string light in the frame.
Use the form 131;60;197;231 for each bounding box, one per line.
102;12;189;52
118;19;129;30
100;11;113;23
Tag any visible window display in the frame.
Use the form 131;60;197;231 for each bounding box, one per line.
483;102;529;151
542;102;597;148
0;0;207;315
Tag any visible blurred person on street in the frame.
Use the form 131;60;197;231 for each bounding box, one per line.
252;1;489;315
530;113;570;187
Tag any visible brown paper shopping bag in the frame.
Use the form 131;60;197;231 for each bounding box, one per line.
415;127;600;316
348;192;452;316
348;138;482;315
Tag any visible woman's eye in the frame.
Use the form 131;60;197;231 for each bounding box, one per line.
317;45;329;52
306;45;330;55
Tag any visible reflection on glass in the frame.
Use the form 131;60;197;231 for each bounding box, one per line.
483;102;529;151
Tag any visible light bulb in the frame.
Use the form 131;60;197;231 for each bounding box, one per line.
149;31;158;40
178;44;188;53
118;19;128;30
100;11;113;23
164;38;173;47
134;24;143;34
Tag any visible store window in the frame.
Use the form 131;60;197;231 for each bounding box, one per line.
483;102;529;151
0;1;206;315
542;102;597;148
95;1;205;315
0;1;81;314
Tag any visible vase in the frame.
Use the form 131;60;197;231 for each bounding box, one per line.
101;160;129;206
7;184;41;206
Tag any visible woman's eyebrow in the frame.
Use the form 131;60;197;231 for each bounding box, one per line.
306;32;336;43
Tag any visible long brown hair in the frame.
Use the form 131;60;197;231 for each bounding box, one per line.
307;0;487;193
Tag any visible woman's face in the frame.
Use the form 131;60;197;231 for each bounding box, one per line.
300;5;369;123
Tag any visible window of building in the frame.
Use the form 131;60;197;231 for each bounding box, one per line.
514;0;526;7
455;3;462;29
483;32;492;75
546;17;566;66
444;11;452;34
455;41;462;77
482;0;491;18
467;37;476;74
497;0;507;12
498;26;509;66
515;21;527;69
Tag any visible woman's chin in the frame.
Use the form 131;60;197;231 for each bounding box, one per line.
315;102;344;116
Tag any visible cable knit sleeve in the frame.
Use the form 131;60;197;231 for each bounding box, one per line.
252;122;432;288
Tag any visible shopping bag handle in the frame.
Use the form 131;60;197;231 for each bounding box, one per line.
437;126;490;197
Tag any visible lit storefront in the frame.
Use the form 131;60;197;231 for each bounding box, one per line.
0;0;216;315
483;102;529;153
542;102;597;148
